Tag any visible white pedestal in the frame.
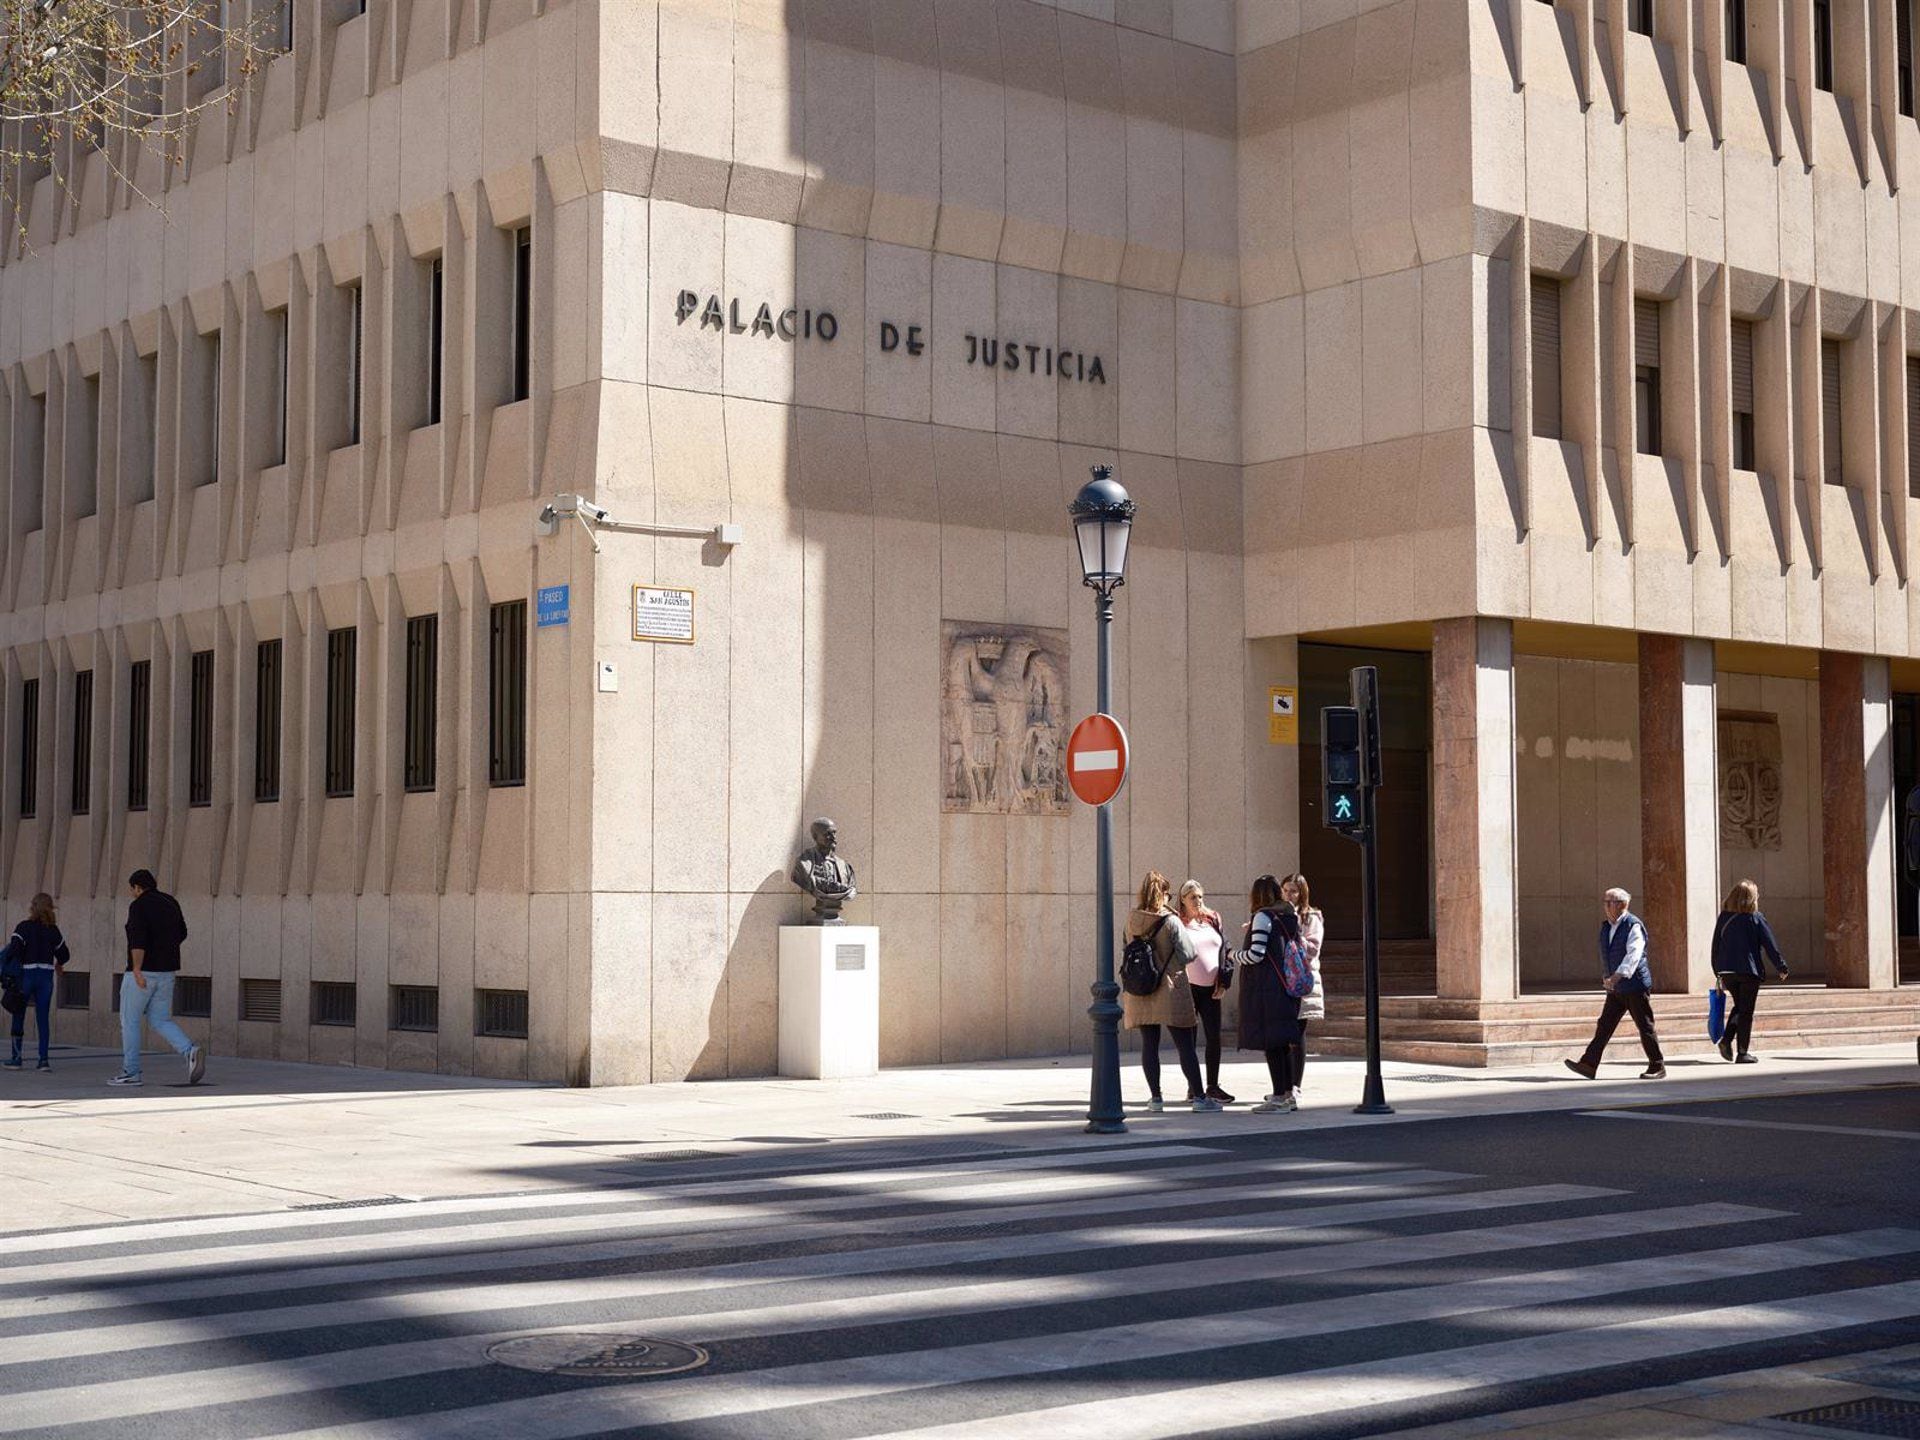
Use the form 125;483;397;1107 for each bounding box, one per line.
778;925;879;1079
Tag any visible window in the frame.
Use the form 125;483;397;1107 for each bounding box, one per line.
57;970;89;1010
511;227;532;403
1902;0;1915;117
390;984;439;1033
189;650;214;807
1634;298;1662;456
79;374;100;515
270;307;289;466
312;981;357;1027
201;332;221;487
1908;357;1920;497
1823;338;1844;484
19;392;45;531
173;976;212;1018
1731;320;1756;472
134;352;158;504
276;0;293;51
476;988;529;1039
127;659;151;811
427;258;444;427
241;978;283;1023
404;615;438;792
1815;0;1834;92
18;678;38;819
1530;275;1562;439
1629;0;1652;35
71;669;92;815
489;600;527;788
254;639;281;802
346;282;362;446
1726;0;1746;62
325;627;356;798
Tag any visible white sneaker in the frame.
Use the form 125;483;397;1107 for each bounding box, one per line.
1190;1096;1224;1113
1252;1094;1297;1114
1145;1097;1164;1114
187;1046;206;1085
107;1072;143;1087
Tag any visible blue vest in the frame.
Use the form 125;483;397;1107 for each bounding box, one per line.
1599;912;1653;993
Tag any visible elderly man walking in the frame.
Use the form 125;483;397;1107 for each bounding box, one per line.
1564;887;1666;1080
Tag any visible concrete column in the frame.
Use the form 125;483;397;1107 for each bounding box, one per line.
1433;617;1518;1002
1821;652;1897;988
1637;634;1719;992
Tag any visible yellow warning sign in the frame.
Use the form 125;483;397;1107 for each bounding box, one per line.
1268;686;1298;745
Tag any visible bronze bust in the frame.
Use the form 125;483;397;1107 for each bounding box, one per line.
790;817;857;925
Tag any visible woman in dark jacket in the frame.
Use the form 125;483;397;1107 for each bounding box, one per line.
1711;879;1788;1064
1227;873;1304;1114
3;893;69;1071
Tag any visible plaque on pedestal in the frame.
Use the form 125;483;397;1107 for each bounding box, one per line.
778;925;879;1079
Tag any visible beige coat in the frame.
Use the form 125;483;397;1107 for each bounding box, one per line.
1121;907;1198;1029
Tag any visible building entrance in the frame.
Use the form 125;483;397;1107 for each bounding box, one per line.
1297;644;1432;943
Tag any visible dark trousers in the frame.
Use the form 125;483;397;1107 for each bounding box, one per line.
1719;973;1762;1055
1286;1021;1311;1088
1190;984;1224;1090
8;969;53;1063
1139;1022;1203;1100
1580;989;1664;1068
1263;1046;1293;1097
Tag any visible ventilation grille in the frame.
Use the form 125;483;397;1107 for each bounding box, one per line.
475;988;528;1039
390;984;439;1033
240;978;283;1024
311;981;357;1028
57;971;89;1010
1772;1397;1920;1437
172;976;212;1018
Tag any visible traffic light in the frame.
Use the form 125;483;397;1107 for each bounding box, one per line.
1322;705;1363;833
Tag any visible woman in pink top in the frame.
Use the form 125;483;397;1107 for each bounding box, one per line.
1177;880;1234;1104
1280;873;1325;1098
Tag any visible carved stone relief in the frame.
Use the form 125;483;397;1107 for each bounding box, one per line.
1719;711;1783;852
941;622;1070;816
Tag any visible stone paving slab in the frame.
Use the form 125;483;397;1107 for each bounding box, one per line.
0;1040;1913;1234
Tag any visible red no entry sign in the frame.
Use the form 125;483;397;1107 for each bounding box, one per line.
1067;713;1129;806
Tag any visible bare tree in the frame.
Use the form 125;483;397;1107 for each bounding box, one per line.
0;0;276;247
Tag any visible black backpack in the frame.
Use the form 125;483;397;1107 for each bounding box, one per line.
1120;916;1171;997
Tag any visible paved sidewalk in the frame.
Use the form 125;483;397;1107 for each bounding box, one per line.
1;1039;1912;1234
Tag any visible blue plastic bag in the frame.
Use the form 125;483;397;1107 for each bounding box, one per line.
1707;987;1726;1043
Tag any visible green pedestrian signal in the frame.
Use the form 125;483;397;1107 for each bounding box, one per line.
1322;706;1364;834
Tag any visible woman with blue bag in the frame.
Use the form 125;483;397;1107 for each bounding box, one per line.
1226;873;1307;1114
3;893;69;1072
1711;879;1788;1065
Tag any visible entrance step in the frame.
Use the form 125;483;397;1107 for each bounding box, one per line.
1312;985;1920;1066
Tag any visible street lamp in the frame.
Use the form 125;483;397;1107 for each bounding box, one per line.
1070;463;1135;1135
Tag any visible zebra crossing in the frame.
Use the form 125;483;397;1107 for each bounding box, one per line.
0;1136;1916;1438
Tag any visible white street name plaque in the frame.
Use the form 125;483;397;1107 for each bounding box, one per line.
632;585;696;645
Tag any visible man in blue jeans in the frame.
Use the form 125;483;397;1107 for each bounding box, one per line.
110;869;206;1087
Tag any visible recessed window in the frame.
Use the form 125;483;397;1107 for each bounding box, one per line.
1731;319;1756;472
71;669;93;816
404;614;438;792
57;970;89;1010
1634;298;1662;457
345;282;362;446
269;307;289;466
277;0;293;50
427;257;444;427
1901;0;1915;117
476;988;529;1039
511;227;532;403
200;331;221;487
19;392;46;532
1530;275;1562;440
1629;0;1653;35
1822;338;1844;484
390;984;440;1033
1907;356;1920;498
241;978;283;1024
189;649;214;807
78;374;100;516
312;981;358;1028
127;659;151;811
325;627;356;798
1814;0;1834;91
18;678;39;820
489;601;527;788
133;352;158;504
255;639;281;802
1726;0;1746;62
173;976;212;1018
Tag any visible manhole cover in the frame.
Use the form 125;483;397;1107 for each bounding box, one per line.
855;1112;918;1120
487;1333;710;1379
1774;1397;1920;1437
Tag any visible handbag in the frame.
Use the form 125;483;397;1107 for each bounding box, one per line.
1707;986;1726;1043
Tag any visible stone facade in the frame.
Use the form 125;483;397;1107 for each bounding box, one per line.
2;0;1910;1086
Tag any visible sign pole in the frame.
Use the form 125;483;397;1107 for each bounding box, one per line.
1351;666;1392;1115
1085;595;1126;1134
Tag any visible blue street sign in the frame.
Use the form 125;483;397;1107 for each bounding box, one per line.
536;584;570;628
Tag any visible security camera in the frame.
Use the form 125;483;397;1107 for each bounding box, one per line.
576;499;610;524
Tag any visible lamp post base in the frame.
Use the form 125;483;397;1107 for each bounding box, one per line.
1085;977;1127;1135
